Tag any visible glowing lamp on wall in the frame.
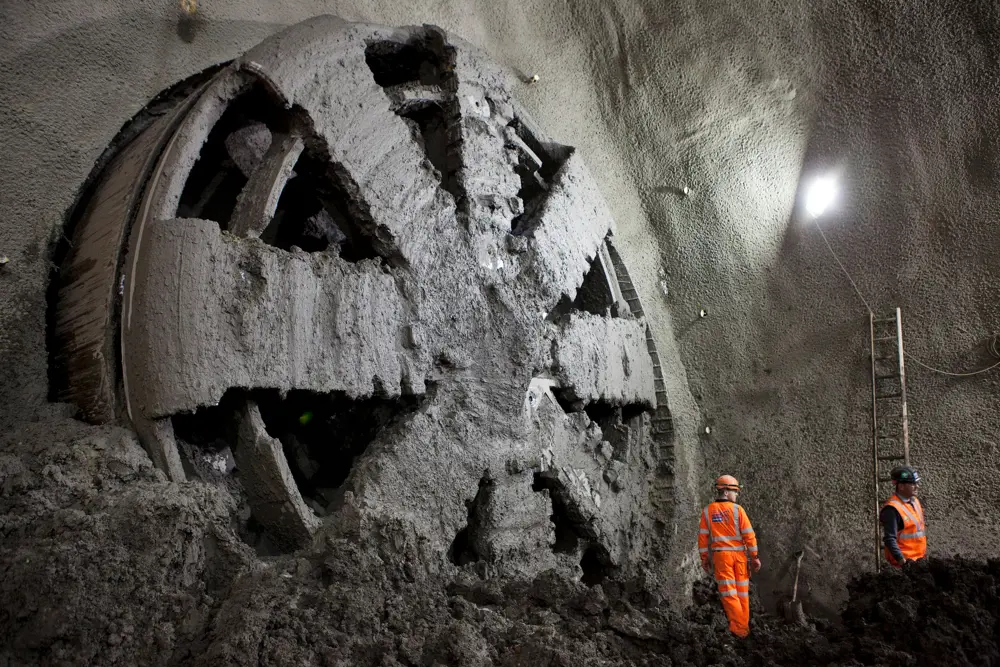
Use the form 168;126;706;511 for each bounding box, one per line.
804;175;838;218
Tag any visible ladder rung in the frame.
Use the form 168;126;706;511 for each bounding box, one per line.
874;336;897;342
875;393;901;400
875;373;900;380
878;476;892;483
875;318;897;324
877;455;905;461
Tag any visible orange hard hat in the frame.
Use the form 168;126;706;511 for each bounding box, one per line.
715;475;740;491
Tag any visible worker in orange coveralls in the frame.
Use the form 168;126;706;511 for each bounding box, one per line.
698;475;761;638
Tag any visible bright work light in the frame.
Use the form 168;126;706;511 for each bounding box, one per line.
804;175;838;218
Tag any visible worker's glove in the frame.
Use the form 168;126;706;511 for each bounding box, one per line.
750;557;762;573
701;559;711;573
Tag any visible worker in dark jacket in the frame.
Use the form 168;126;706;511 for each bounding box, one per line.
880;465;926;567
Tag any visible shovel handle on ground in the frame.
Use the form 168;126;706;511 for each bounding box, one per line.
784;551;808;626
792;551;804;602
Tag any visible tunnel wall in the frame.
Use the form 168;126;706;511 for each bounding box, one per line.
574;0;1000;611
5;0;1000;611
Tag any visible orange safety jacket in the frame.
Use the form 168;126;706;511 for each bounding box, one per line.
698;500;758;561
882;494;926;565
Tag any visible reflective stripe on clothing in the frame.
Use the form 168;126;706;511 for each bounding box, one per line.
894;498;923;528
712;550;751;637
882;494;927;566
698;493;760;626
699;501;756;556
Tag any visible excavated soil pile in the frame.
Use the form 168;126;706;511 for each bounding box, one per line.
2;417;999;666
837;557;1000;667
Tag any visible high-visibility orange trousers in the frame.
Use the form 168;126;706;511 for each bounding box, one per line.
712;551;750;637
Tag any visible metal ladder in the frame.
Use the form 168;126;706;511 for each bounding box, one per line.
869;308;910;572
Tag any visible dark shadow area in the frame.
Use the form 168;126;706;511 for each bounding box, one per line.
545;244;621;323
550;386;582;414
171;390;264;551
448;474;494;566
550;391;647;429
398;103;461;201
365;35;453;88
170;386;423;550
253;388;423;512
365;33;463;205
580;544;612;586
533;470;615;586
507;118;573;235
622;403;647;424
262;148;381;261
585;401;620;427
544;294;574;324
531;472;585;554
573;252;620;317
171;391;243;461
176;83;287;225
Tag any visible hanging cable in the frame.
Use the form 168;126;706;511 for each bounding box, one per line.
811;218;873;315
905;335;1000;377
810;217;1000;377
906;356;1000;377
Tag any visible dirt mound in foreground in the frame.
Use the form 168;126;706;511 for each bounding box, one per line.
837;557;1000;667
2;417;998;666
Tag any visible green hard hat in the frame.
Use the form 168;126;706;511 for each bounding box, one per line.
890;466;921;484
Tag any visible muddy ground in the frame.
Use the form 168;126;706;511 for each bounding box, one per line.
2;416;997;666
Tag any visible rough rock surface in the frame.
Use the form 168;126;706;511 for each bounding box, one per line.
127;218;406;415
0;417;256;666
3;420;999;665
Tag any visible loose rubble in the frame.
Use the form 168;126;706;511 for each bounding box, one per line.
3;418;998;666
